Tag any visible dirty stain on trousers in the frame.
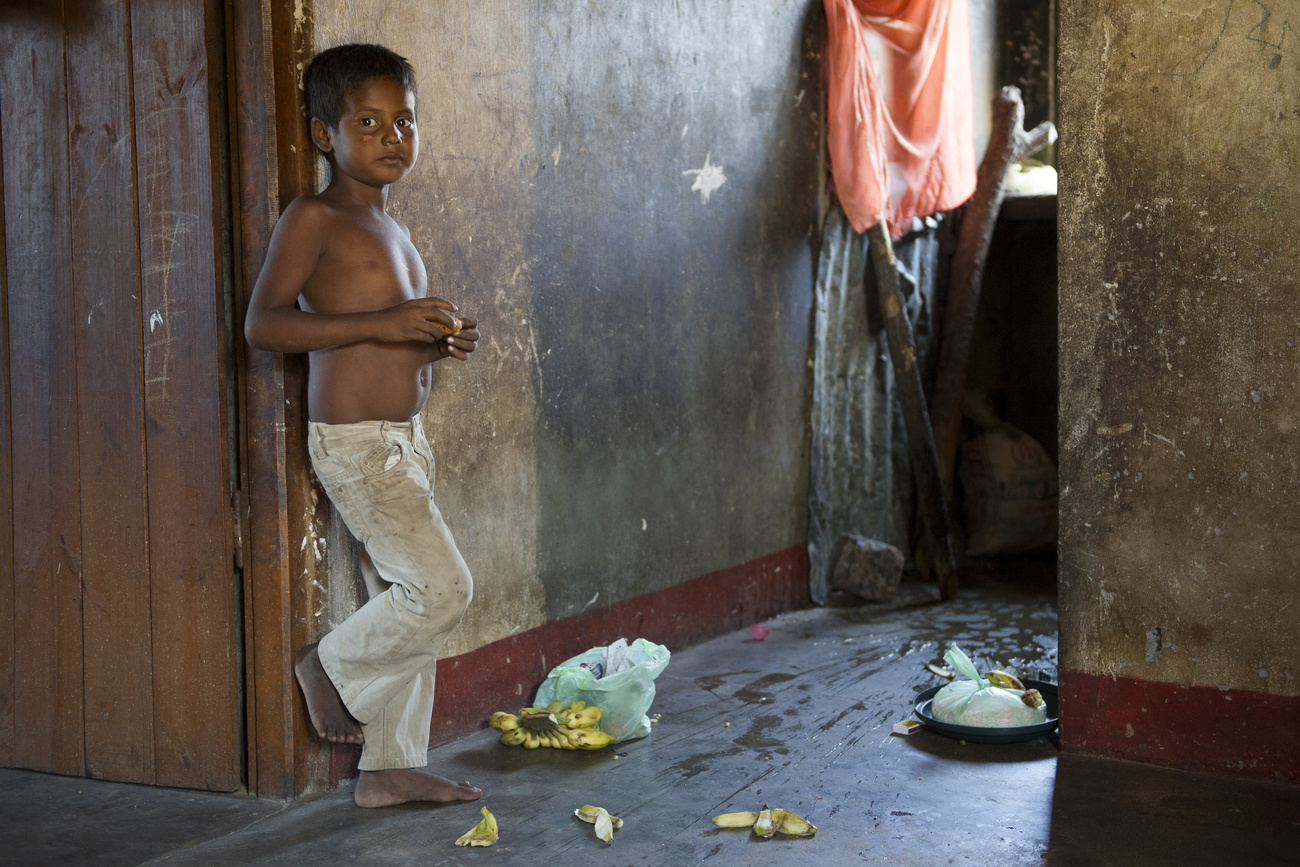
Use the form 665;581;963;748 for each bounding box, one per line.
308;418;473;771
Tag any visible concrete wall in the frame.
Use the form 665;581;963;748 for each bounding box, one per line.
306;1;825;657
1059;0;1300;783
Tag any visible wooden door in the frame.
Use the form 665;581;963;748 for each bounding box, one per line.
0;0;241;791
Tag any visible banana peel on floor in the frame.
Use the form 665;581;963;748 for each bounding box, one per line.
712;807;817;839
454;807;499;847
574;804;624;843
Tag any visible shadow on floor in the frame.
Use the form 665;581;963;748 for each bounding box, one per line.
3;571;1297;866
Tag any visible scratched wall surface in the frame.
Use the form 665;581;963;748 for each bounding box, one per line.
307;2;823;651
1059;1;1300;693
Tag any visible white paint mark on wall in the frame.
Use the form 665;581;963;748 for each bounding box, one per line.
683;151;726;203
552;142;562;166
584;592;600;609
681;125;689;139
149;310;164;332
1145;627;1162;663
1144;426;1185;456
524;318;544;402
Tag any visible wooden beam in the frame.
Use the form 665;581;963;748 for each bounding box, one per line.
228;0;321;799
1;9;86;777
67;0;155;785
866;222;957;600
930;86;1056;499
131;0;241;792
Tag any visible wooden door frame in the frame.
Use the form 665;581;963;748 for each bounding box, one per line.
226;0;326;799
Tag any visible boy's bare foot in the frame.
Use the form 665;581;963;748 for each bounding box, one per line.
294;643;364;744
353;767;482;808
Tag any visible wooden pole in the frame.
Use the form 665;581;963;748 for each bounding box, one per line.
866;221;957;600
930;86;1056;499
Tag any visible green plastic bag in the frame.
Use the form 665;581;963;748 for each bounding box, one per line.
533;638;671;742
930;644;1046;728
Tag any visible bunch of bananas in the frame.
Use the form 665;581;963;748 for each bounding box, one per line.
489;701;616;750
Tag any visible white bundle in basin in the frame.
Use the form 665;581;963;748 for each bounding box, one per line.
930;645;1047;728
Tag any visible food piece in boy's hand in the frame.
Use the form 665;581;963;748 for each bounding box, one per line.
434;316;462;336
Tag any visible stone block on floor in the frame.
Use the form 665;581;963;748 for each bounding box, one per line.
830;534;904;601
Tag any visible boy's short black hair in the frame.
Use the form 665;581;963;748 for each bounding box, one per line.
303;43;417;128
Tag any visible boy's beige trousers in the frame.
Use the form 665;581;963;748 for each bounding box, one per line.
308;418;473;770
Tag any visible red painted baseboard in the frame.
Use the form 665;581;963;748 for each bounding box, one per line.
330;545;810;785
1061;669;1300;784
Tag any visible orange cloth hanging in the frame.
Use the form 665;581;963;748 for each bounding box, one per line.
823;0;976;237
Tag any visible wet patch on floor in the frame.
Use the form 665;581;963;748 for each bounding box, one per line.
8;578;1298;865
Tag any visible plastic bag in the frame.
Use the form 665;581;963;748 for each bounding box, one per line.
930;645;1047;728
533;638;671;742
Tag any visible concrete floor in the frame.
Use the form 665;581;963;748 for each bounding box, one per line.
5;575;1299;866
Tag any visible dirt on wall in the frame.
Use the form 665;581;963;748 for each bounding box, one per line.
305;1;825;655
1059;0;1299;695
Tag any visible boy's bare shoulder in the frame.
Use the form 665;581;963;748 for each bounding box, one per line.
278;192;335;229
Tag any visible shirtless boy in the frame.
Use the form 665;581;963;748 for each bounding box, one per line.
245;43;481;808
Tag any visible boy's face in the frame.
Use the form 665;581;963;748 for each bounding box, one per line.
311;78;418;188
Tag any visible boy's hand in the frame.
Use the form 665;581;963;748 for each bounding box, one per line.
439;316;479;361
375;298;463;343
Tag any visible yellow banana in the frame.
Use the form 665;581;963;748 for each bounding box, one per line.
565;729;615;750
775;809;818;837
454;807;498;847
574;805;622;842
561;700;586;715
499;728;527;747
523;730;540;749
711;808;816;837
567;706;603;728
489;712;520;732
575;804;624;829
711;811;760;828
927;663;955;679
545;701;563;714
986;670;1025;690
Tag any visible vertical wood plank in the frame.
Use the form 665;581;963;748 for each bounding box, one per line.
0;60;14;769
0;12;86;776
65;0;155;784
267;0;324;798
130;0;240;791
229;0;296;798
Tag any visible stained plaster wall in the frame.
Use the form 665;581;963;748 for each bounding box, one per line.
1059;0;1299;722
306;1;825;656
